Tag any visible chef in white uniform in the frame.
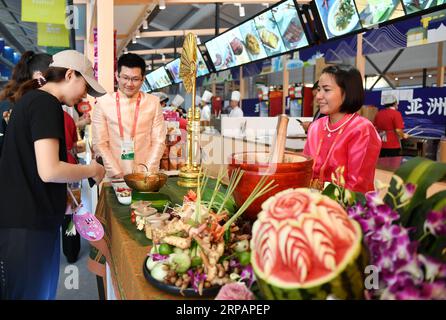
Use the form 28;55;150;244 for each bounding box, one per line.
200;90;213;122
229;90;244;117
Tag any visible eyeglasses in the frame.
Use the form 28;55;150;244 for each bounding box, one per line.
119;75;143;83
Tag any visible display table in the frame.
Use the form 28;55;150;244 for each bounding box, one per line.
87;179;203;300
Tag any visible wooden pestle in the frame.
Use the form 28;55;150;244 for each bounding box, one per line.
269;114;289;163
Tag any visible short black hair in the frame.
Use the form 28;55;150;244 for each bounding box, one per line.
321;64;364;113
117;53;146;77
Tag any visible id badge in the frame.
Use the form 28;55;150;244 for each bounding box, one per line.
121;140;135;160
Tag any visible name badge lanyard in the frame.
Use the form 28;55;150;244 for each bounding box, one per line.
116;92;142;141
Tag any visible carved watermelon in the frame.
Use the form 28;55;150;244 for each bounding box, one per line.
251;188;367;300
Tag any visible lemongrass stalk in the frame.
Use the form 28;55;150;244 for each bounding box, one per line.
194;168;202;223
223;176;276;230
216;168;244;215
208;167;225;210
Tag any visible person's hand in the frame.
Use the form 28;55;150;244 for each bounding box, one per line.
77;113;91;129
403;133;410;140
112;172;124;179
76;141;86;153
302;121;312;133
90;159;105;184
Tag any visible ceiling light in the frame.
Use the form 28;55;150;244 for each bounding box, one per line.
159;0;166;10
239;5;245;17
124;48;128;54
394;77;398;81
148;65;152;71
196;36;201;45
135;31;141;39
428;74;432;78
132;36;137;44
410;76;414;80
142;20;148;30
161;54;165;62
262;3;269;7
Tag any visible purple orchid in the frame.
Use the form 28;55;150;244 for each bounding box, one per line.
422;281;446;300
187;269;207;293
400;183;417;204
230;259;241;268
418;254;446;282
365;191;384;208
147;253;169;261
239;265;255;288
424;208;446;237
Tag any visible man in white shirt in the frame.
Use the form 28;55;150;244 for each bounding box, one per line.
229;90;244;117
200;90;213;122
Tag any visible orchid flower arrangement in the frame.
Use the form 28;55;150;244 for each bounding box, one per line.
324;157;446;300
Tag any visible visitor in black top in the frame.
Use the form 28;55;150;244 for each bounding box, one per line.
0;51;52;156
0;50;106;300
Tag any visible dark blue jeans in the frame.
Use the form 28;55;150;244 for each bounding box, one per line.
0;227;60;300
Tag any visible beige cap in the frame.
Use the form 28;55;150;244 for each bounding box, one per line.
172;95;184;107
382;94;398;105
201;90;213;103
231;90;241;102
50;50;106;97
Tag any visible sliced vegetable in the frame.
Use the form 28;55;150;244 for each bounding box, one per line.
151;263;168;282
169;253;191;273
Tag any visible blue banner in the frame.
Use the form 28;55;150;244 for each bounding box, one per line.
365;87;446;137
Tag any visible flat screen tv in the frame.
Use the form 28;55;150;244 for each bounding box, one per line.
145;67;172;90
401;0;446;15
313;0;362;40
205;0;309;72
165;48;210;84
141;79;151;92
355;0;405;28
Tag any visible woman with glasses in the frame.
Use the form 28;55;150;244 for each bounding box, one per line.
303;65;381;193
91;53;166;179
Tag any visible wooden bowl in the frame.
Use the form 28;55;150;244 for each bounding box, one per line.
124;172;168;192
228;152;313;221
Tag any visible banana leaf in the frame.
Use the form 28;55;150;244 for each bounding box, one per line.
385;157;446;226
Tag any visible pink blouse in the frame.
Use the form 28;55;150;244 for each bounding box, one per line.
303;113;381;193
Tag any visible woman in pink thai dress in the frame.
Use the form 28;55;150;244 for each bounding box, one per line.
304;65;381;193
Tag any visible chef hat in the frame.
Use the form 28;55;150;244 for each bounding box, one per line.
382;94;398;105
195;94;202;106
231;91;241;102
171;95;184;107
260;86;269;95
152;92;169;103
201;90;213;103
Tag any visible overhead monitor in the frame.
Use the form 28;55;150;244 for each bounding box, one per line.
401;0;446;15
313;0;362;40
355;0;405;28
205;0;309;72
145;66;172;90
165;48;210;84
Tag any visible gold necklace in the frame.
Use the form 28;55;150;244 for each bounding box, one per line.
324;113;356;137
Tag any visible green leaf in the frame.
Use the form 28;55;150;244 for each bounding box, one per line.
407;190;446;240
385;157;446;226
322;183;338;200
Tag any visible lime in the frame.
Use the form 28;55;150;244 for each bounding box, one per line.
158;243;173;255
237;251;251;266
191;256;203;268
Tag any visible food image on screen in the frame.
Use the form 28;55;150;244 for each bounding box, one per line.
260;29;279;49
245;33;261;55
356;0;404;27
283;17;304;43
402;0;444;14
230;37;244;55
335;0;356;31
